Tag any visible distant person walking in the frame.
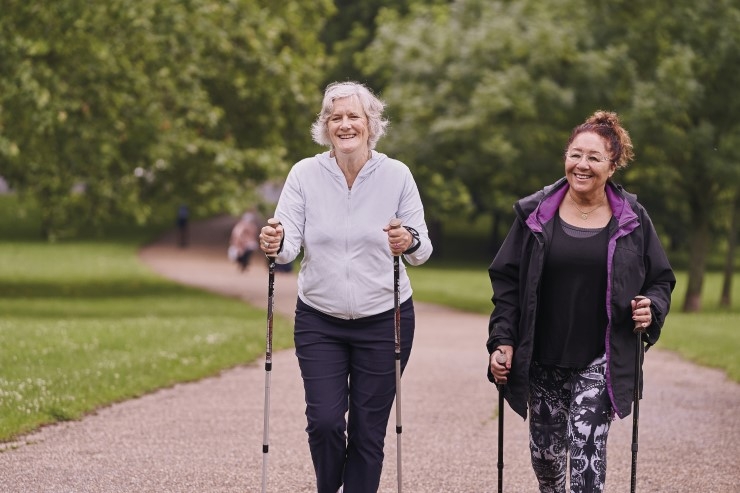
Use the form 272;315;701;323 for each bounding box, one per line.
176;204;189;248
228;211;261;271
487;111;675;493
258;81;432;493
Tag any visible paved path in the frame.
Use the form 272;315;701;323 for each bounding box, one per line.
1;216;739;492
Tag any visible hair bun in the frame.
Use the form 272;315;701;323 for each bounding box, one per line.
587;110;620;128
573;109;634;169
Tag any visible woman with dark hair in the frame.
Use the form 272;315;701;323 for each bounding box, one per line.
487;111;675;493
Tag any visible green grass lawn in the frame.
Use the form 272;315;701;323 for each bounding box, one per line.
0;241;294;442
1;194;737;443
0;197;293;442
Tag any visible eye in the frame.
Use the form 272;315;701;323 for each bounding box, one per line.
587;155;602;164
568;153;582;161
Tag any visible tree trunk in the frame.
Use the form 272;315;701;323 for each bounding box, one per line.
682;217;710;312
720;191;739;308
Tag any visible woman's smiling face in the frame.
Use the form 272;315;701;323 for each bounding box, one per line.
327;96;369;156
565;131;616;198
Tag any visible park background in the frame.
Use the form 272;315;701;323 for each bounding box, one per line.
1;0;738;444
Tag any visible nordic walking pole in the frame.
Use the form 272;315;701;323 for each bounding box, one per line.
631;296;646;493
389;218;404;493
494;350;508;493
261;218;280;493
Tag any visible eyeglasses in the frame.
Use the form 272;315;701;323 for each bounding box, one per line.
565;151;611;165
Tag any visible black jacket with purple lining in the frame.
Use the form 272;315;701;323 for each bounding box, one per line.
487;177;676;420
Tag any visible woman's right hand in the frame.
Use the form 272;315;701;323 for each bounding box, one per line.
489;345;513;384
259;219;283;254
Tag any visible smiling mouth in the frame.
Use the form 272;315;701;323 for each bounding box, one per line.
575;173;591;179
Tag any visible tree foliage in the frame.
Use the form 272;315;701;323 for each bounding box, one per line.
361;0;739;309
0;0;333;239
362;0;633;239
320;0;451;88
592;0;740;311
1;0;737;310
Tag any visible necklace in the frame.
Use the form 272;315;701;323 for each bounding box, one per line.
568;190;605;220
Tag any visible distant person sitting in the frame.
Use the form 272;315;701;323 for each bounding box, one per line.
176;204;189;248
228;211;260;271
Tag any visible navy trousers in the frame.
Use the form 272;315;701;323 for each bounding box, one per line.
294;297;415;493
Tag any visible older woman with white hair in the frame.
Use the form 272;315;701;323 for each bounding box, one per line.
259;81;433;493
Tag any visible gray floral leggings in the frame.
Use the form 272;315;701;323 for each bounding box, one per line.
529;354;613;493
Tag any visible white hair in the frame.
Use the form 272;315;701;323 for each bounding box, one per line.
310;81;389;150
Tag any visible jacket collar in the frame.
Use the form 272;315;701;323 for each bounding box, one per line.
521;178;639;234
316;150;384;181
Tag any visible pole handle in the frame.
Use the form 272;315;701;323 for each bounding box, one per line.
633;295;647;333
389;218;403;259
494;350;508;382
494;350;508;365
265;218;281;260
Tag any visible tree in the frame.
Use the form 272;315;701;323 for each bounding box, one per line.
720;191;739;308
360;0;636;247
0;0;333;239
320;0;451;89
597;0;740;311
362;0;739;311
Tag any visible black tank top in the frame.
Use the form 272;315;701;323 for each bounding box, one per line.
533;214;610;368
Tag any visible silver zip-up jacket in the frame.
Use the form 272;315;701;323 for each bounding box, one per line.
273;150;432;319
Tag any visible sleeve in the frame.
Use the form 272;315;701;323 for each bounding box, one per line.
639;209;676;347
273;165;305;264
486;217;525;354
397;169;433;266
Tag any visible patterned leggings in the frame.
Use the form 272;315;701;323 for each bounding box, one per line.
529;354;613;493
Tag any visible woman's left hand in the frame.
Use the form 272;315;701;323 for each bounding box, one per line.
383;221;412;255
631;296;652;332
